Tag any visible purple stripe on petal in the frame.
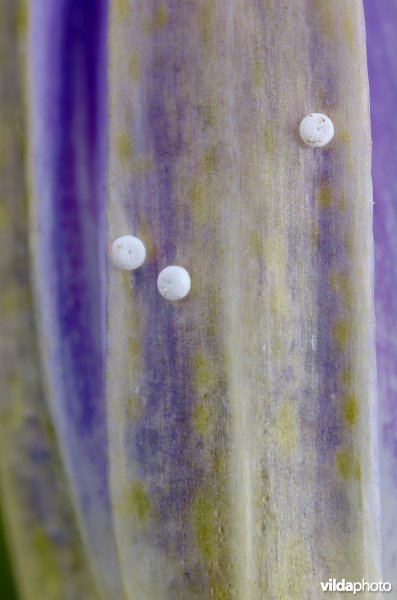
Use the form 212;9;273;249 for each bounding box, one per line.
29;0;122;596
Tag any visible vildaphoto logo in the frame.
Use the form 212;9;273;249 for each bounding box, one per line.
320;579;392;594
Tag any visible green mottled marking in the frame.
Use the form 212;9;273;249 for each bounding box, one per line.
344;14;355;54
269;282;287;317
344;232;354;256
335;449;361;480
192;403;211;434
203;100;217;127
270;334;282;359
340;366;353;388
203;145;218;173
126;394;141;420
144;4;168;33
332;318;350;353
129;54;139;82
251;44;264;89
317;185;332;208
116;133;133;163
124;482;150;522
274;402;296;453
193;491;218;565
190;449;232;597
248;230;262;257
192;352;217;391
188;179;211;225
340;130;350;145
263;129;275;155
341;395;358;426
275;538;310;598
129;335;142;357
115;0;129;21
316;3;333;38
192;490;231;600
206;287;221;338
198;2;214;47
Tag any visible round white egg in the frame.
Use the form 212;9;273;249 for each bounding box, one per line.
157;266;191;301
299;113;334;148
110;235;146;271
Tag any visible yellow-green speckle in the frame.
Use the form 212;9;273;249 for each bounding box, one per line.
144;4;169;33
270;334;282;359
192;491;220;567
248;230;262;257
203;145;219;173
340;130;350;145
192;352;217;391
126;393;142;420
191;454;231;598
198;2;215;47
203;100;217;127
124;482;150;522
116;133;133;164
269;282;288;318
274;402;296;454
317;185;332;209
192;402;211;435
340;366;353;388
251;51;264;90
332;318;350;353
206;287;221;338
317;3;333;38
341;394;358;426
344;14;356;54
263;234;287;271
129;335;142;357
335;449;361;480
115;0;129;21
344;231;354;256
263;129;275;155
188;179;211;225
129;54;140;82
275;538;310;598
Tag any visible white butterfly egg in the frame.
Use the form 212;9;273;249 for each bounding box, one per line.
157;266;191;301
110;235;146;271
299;113;334;148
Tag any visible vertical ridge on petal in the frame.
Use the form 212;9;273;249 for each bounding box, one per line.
27;1;122;597
0;3;98;598
107;0;380;597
